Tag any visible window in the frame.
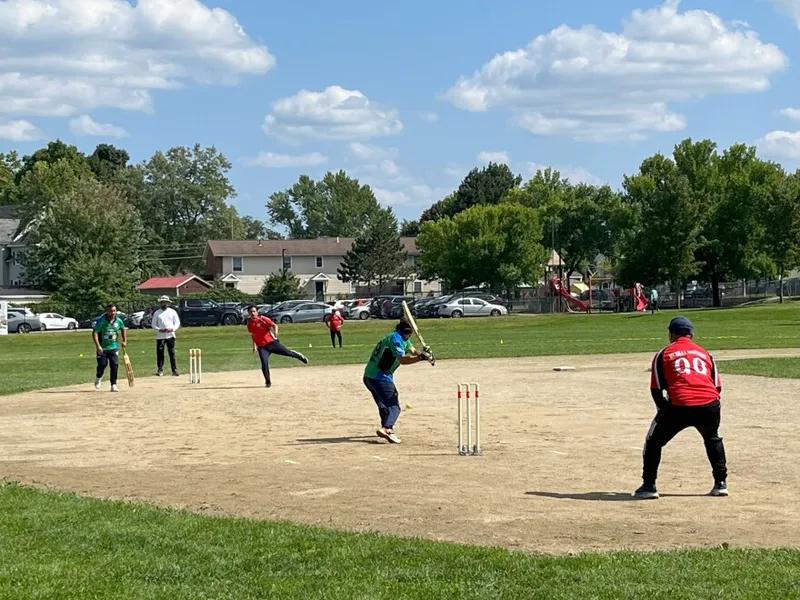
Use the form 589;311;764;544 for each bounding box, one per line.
225;282;235;289
233;256;243;272
283;255;292;270
414;281;422;293
316;256;323;268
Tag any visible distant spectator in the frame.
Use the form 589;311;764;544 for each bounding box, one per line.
650;288;659;314
327;308;344;348
152;295;181;376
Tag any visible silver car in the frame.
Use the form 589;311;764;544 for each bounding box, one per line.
272;301;333;324
437;297;508;318
6;310;42;333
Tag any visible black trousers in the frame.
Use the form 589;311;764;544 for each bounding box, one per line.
257;340;305;384
96;349;119;385
156;338;177;372
330;330;342;347
642;400;727;485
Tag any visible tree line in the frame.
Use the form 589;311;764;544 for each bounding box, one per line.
2;136;799;314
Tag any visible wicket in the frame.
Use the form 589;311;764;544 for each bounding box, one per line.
457;382;481;455
189;348;202;383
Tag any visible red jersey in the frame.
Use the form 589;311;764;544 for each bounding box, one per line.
650;337;721;406
247;315;276;347
327;312;343;332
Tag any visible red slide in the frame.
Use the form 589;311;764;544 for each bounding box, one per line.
632;283;648;311
549;277;588;312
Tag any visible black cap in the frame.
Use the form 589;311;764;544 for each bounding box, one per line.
396;320;413;334
668;316;694;336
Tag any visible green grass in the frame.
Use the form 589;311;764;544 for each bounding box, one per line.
1;482;799;600
1;303;798;396
721;357;800;379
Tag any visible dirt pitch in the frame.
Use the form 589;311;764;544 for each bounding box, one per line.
2;348;800;555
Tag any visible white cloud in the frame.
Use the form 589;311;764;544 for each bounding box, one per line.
349;142;398;161
244;151;328;168
348;144;448;206
757;130;800;160
778;107;800;121
0;118;43;141
0;0;274;118
771;0;800;27
525;162;604;185
442;1;787;141
263;86;403;143
68;114;128;137
477;151;509;164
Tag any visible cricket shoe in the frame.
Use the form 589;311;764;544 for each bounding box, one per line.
376;429;401;444
110;384;119;392
710;481;728;496
265;381;272;388
94;378;101;390
299;353;309;365
157;370;163;376
633;484;659;499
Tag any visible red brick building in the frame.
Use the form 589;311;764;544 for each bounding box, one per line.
136;274;212;298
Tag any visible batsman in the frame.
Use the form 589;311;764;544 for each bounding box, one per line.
363;319;434;444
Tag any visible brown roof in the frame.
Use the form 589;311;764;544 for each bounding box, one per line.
206;237;419;257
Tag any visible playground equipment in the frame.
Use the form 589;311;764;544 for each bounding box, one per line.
549;276;649;313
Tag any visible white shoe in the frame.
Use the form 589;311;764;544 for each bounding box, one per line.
376;428;401;444
110;384;119;392
94;378;101;389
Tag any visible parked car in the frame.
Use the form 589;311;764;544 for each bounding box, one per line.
387;296;415;319
436;297;508;318
6;310;42;333
270;301;333;324
37;312;80;331
177;298;241;326
265;300;308;318
348;304;371;320
418;294;454;318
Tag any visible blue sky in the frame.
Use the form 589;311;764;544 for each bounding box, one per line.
1;0;799;226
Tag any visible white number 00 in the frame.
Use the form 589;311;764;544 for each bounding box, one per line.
675;357;708;375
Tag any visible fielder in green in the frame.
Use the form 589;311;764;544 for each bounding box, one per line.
363;321;433;444
92;303;127;392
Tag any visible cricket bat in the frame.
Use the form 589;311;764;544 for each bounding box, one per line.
401;301;434;365
122;347;135;387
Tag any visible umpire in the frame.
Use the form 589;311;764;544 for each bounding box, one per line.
151;295;181;376
634;316;728;499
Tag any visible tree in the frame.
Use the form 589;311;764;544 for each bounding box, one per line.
267;170;383;238
416;202;548;292
138;144;236;273
760;170;800;302
23;178;146;295
337;208;410;294
15;140;91;184
14;157;92;226
400;219;420;236
510;167;626;282
88;144;130;183
241;215;282;240
0;151;21;204
260;270;306;304
617;153;700;302
419;163;521;224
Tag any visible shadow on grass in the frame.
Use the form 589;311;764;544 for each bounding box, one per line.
294;436;381;445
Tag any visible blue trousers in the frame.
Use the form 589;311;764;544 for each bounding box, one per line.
363;376;401;429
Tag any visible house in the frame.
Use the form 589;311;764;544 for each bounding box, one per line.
203;237;442;299
0;206;28;289
136;273;213;298
0;206;49;303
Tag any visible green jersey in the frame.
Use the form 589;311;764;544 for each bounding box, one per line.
93;315;126;351
365;331;411;382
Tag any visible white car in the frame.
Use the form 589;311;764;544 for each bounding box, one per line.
37;312;80;330
436;297;508;318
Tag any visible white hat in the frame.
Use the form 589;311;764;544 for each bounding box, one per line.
158;295;170;302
